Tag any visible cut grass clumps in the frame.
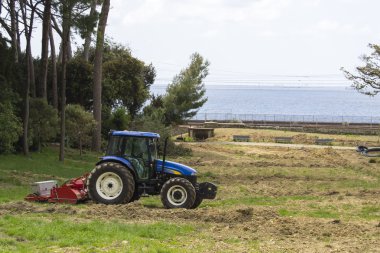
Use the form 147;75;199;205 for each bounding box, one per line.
0;215;194;252
278;208;340;219
368;158;378;164
204;195;320;208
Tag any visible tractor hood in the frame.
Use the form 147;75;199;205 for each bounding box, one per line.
155;160;197;176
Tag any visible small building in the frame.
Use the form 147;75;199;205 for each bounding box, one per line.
188;127;215;140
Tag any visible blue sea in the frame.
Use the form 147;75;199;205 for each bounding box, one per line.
150;85;380;123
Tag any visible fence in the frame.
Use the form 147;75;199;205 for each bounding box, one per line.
191;113;380;124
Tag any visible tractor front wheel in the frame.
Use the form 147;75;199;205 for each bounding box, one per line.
87;162;135;204
160;177;196;209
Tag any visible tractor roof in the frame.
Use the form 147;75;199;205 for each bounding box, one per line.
111;130;160;138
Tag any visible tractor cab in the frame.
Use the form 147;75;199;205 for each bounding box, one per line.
105;131;159;180
103;131;198;181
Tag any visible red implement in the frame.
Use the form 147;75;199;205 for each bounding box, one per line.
25;174;89;204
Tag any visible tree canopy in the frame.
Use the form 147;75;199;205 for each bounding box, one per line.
162;53;209;125
342;44;380;96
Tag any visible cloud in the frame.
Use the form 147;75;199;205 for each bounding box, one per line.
316;20;341;32
120;0;291;26
315;19;373;36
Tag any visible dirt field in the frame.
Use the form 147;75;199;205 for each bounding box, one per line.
0;129;379;252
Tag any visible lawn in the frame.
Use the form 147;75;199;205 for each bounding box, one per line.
0;129;379;252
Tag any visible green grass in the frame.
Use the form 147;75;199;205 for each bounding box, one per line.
278;208;340;219
0;214;194;253
0;147;99;203
0;148;99;178
360;205;380;220
140;196;162;208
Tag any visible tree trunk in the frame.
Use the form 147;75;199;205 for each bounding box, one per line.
9;0;18;63
38;128;41;152
16;15;21;59
38;0;51;99
29;50;36;97
49;25;58;109
67;36;73;60
92;0;110;152
23;47;31;155
79;136;82;156
20;0;36;155
59;4;71;162
83;0;97;61
58;33;72;63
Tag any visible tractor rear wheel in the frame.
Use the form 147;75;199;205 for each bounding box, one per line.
190;194;203;209
87;162;135;204
160;177;196;209
129;190;141;203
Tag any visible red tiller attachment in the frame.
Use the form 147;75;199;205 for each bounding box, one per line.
25;174;89;204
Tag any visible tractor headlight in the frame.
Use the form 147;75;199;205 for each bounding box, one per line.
191;171;197;176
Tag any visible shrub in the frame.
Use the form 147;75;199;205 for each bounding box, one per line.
0;103;22;153
29;98;58;151
66;104;96;155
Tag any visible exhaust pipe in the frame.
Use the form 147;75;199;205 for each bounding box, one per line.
161;137;169;173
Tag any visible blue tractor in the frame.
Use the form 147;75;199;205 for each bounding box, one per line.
86;130;217;209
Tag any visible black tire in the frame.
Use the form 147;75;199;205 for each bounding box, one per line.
190;194;203;209
160;177;196;209
87;162;135;204
129;190;141;203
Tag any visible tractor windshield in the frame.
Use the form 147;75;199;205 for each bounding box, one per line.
106;136;124;156
106;135;158;179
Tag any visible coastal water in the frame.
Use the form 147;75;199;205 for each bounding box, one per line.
150;85;380;122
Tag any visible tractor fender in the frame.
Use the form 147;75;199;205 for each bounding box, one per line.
96;156;137;180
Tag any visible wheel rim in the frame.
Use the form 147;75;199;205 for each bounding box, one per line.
167;185;187;206
96;172;123;200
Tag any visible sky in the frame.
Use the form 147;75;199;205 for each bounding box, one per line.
102;0;380;87
19;0;380;87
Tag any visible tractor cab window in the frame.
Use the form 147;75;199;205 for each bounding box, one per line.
106;136;124;156
124;137;151;180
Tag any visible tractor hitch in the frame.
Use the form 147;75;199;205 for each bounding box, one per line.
25;174;89;204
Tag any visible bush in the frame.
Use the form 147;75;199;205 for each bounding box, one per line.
66;104;96;155
183;136;194;142
0;103;22;153
29;98;58;151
